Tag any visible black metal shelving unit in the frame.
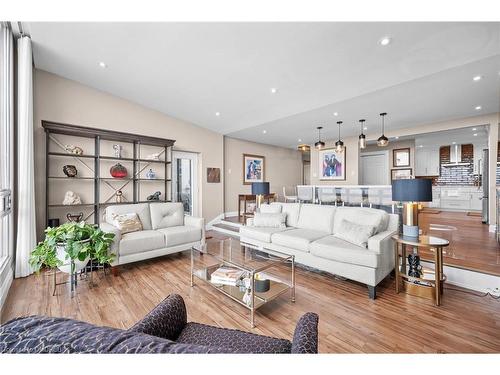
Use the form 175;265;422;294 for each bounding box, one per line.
43;121;175;227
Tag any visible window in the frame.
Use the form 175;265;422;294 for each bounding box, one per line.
0;23;14;275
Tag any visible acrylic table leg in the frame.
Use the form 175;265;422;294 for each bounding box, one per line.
291;256;296;302
394;241;399;294
250;272;255;328
190;247;194;287
439;247;444;295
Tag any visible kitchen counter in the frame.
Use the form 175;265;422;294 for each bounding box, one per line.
428;186;483;211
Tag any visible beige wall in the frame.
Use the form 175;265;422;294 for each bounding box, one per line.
310;136;360;185
362;139;416;183
34;69;224;237
224;137;303;213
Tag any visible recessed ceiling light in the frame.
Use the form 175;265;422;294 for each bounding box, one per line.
473;75;482;81
379;37;392;46
473;133;478;136
363;127;368;130
215;112;221;116
298;138;302;142
475;106;482;111
472;128;477;131
270;88;278;94
394;136;399;139
333;112;339;117
452;142;456;144
99;62;107;68
418;145;424;148
262;130;267;134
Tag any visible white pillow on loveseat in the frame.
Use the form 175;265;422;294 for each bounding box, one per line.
259;204;282;214
333;219;376;248
252;212;287;228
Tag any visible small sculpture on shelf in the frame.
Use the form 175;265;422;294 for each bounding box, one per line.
66;212;83;222
62;191;82;205
146;169;156;179
115;190;124;203
110;163;128;178
62;165;77;178
64;144;83;155
147;191;162;201
145;152;161;161
113;144;123;158
408;253;423;278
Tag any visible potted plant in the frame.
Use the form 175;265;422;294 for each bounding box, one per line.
30;221;115;275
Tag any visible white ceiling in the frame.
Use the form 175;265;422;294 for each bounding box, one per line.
27;22;500;148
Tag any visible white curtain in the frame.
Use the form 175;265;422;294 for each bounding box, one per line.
15;35;36;278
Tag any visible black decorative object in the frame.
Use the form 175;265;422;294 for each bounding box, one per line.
407;253;422;278
66;212;84;222
48;218;60;228
63;165;77;178
147;191;162;201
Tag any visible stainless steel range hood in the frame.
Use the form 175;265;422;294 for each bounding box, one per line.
442;144;469;166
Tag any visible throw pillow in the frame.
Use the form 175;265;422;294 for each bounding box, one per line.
111;213;143;234
252;212;287;228
333;219;376;248
259;204;282;214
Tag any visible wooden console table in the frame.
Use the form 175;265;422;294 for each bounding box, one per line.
392;234;449;306
238;193;276;223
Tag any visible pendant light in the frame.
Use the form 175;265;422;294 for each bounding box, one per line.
358;119;367;149
335;121;344;153
314;126;325;149
377;112;389;147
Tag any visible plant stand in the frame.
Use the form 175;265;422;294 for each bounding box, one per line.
52;259;106;297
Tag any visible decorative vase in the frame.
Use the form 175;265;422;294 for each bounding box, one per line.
408;253;422;278
115;190;124;203
56;238;90;274
110;163;128;178
113;144;123;158
146;169;156;179
254;278;271;293
63;165;78;178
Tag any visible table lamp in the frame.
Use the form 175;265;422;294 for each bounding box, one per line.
392;179;432;238
251;182;270;209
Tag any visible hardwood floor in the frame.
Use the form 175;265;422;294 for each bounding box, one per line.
419;210;500;275
2;231;499;353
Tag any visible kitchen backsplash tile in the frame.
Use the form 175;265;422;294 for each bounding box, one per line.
434;144;476;186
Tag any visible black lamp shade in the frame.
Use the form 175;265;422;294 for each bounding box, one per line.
392;179;432;202
252;182;270;195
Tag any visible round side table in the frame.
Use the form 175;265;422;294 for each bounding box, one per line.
392;234;449;306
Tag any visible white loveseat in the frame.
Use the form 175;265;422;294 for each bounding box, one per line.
239;203;399;299
100;202;204;267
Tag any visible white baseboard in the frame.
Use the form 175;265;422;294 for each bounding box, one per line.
421;260;500;293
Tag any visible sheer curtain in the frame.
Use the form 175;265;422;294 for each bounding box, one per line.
15;35;36;278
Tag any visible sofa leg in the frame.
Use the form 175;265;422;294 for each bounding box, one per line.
111;266;120;277
368;285;376;299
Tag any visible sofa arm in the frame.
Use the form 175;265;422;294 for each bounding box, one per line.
184;215;205;245
100;222;121;263
367;229;396;254
128;294;187;341
291;312;319;354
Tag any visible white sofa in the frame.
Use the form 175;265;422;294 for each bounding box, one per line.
239;203;399;299
100;202;204;267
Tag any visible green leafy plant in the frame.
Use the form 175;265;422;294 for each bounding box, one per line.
29;221;115;273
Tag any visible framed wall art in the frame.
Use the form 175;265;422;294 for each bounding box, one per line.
391;168;412;181
318;148;346;180
243;154;265;185
393;148;410;167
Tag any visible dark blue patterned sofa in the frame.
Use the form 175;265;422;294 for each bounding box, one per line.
0;294;318;353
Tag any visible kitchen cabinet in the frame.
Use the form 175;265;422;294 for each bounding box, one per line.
430;187;483;211
473;143;486;174
415;146;440;176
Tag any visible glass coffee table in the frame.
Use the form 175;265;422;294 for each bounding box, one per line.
191;238;295;327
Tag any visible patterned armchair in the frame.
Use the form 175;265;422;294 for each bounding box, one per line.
0;294;319;354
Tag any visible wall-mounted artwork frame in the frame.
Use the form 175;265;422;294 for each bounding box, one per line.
393;148;410;167
318;148;346;181
207;167;220;183
391;168;412;181
243;154;265;185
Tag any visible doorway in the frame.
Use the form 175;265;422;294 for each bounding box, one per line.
360;151;389;185
172;151;199;216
